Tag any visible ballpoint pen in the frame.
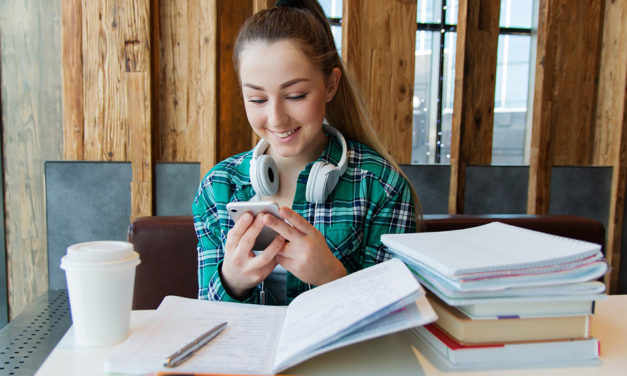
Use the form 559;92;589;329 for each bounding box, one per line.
163;322;228;368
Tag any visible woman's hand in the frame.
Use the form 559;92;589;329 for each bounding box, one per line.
262;207;347;286
221;212;285;299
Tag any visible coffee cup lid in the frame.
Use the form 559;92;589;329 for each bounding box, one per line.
61;241;139;268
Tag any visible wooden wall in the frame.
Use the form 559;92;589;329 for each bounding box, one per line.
0;0;63;319
1;0;627;318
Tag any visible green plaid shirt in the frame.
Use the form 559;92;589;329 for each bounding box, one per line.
193;134;417;304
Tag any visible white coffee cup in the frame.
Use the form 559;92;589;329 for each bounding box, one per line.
60;241;140;347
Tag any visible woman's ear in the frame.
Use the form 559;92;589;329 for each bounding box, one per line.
325;67;342;102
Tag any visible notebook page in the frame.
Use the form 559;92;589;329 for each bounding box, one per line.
278;295;437;371
105;296;286;375
381;222;602;277
272;259;420;371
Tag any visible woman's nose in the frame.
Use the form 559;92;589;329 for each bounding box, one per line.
267;100;288;127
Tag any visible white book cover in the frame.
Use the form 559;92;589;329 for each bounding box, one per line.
457;298;598;319
381;222;604;278
104;259;438;375
402;252;608;293
409;260;607;306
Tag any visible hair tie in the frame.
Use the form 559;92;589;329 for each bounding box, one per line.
276;0;300;8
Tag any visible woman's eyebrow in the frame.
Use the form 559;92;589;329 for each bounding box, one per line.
280;78;310;89
243;83;264;91
243;78;310;91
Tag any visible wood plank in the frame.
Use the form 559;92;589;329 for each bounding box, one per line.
342;0;365;86
198;0;218;175
528;0;557;214
127;72;153;221
62;0;84;160
388;0;416;164
369;49;393;149
155;0;217;172
217;0;253;162
124;0;153;221
342;0;416;164
528;0;604;214
594;0;626;166
76;0;153;163
122;1;150;73
551;1;602;165
82;0;129;161
594;0;627;293
150;0;160;163
448;0;500;214
155;0;193;162
1;0;63;318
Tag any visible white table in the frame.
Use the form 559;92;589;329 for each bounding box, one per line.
36;295;627;375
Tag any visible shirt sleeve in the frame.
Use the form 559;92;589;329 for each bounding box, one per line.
360;172;417;268
193;173;262;304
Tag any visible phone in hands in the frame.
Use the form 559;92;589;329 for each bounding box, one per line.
226;201;282;250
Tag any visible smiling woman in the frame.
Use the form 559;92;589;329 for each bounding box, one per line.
192;0;421;307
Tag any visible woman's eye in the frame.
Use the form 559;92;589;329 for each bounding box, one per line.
287;94;307;101
248;98;267;104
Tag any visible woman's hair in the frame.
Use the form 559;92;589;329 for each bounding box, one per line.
233;0;423;225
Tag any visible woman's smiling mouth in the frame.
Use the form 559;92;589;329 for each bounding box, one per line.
273;127;300;139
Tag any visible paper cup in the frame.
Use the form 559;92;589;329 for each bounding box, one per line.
60;241;140;347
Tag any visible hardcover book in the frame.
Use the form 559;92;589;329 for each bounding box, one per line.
413;324;599;367
429;295;590;344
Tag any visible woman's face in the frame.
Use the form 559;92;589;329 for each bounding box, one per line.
239;39;339;161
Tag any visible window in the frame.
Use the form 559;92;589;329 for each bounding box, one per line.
413;0;458;164
319;0;343;51
493;0;535;165
413;0;536;165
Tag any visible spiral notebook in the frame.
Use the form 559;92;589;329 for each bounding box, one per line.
381;222;604;279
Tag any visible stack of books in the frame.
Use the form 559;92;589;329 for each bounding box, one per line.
381;222;608;368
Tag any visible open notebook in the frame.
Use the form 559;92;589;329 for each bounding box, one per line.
105;259;437;375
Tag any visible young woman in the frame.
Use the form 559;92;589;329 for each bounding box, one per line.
193;0;420;305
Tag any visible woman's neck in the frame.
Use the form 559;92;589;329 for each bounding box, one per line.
269;130;328;173
262;130;328;207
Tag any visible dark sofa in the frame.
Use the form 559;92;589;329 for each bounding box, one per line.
127;215;605;310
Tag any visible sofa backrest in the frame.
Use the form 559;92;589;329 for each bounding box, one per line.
128;214;605;309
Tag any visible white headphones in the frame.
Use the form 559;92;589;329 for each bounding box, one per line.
249;123;348;203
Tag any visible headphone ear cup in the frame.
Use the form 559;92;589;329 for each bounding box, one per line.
250;155;279;196
306;162;340;203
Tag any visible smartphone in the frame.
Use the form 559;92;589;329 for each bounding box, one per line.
226;201;282;250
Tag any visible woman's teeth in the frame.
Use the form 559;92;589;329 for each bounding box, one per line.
275;129;296;138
